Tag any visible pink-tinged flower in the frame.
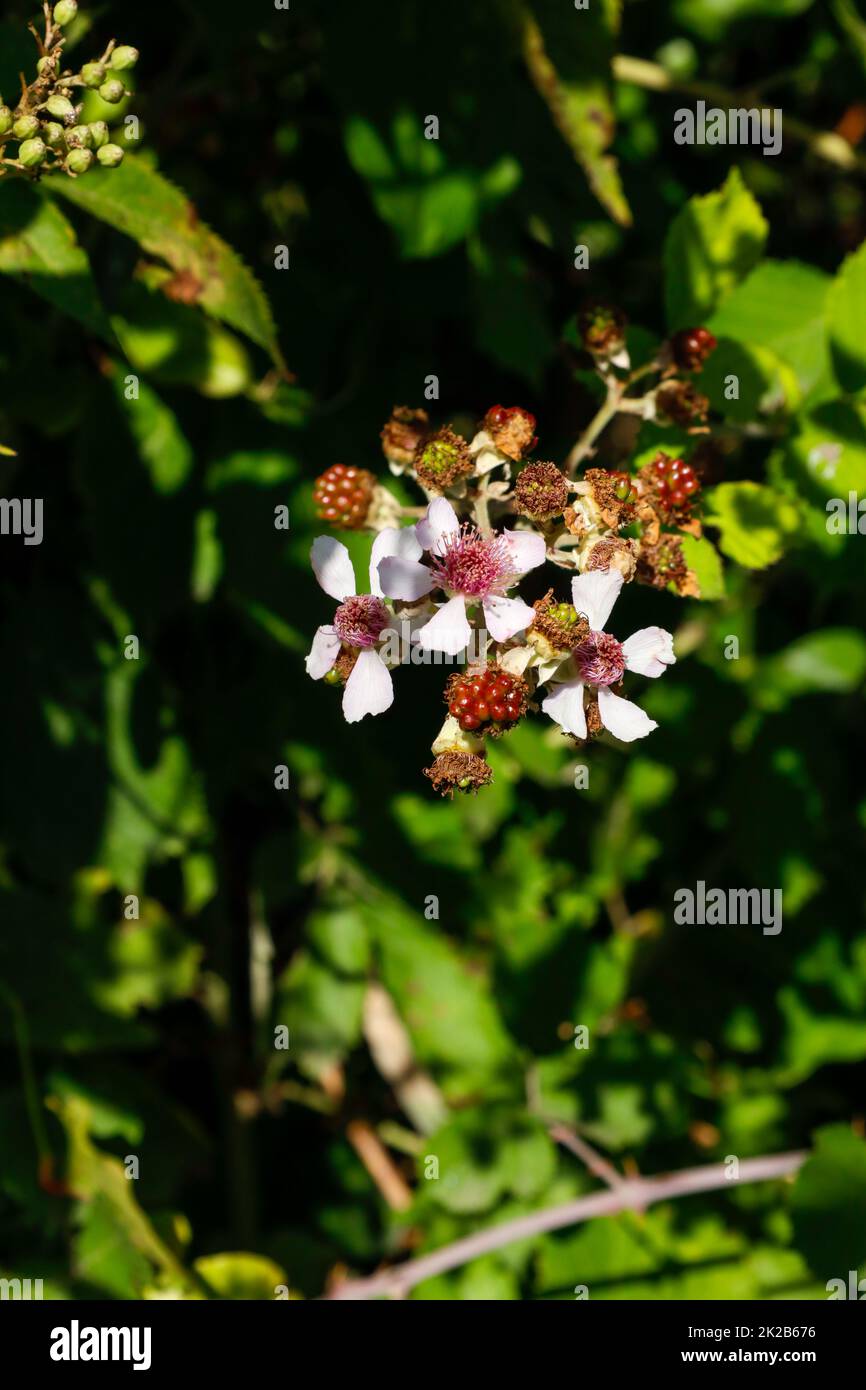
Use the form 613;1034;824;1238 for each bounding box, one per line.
306;531;418;722
377;497;545;656
541;569;675;742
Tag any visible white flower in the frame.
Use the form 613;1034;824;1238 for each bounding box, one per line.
306;530;418;723
377;497;546;656
541;569;675;742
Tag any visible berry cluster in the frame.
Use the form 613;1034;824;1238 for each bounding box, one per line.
650;453;700;511
0;3;134;180
312;464;375;528
446;667;526;733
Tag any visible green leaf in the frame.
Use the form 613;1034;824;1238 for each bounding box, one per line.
664;169;768;328
673;0;815;42
679;534;726;599
791;1125;866;1281
522;0;631;226
0;182;113;340
344;112;520;258
761;629;866;699
51;158;284;367
827;239;866;394
708;260;832;399
193;1253;290;1300
781;399;866;499
110;371;194;494
703;480;800;569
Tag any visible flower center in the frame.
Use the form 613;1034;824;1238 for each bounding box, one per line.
333;595;390;648
574;630;625;686
428;524;515;599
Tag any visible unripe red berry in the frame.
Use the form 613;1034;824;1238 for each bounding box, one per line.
312;463;376;529
445;666;527;735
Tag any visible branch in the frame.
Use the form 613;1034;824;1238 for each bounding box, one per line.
323;1149;806;1300
612;54;866;175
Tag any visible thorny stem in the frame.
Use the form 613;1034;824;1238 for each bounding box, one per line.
324;1149;807;1299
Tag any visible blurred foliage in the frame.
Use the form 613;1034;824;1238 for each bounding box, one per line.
0;0;865;1301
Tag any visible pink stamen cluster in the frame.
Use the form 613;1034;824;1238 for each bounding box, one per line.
574;630;626;686
333;595;391;647
429;524;516;599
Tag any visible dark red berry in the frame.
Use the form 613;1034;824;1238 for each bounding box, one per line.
647;452;700;516
670;327;717;372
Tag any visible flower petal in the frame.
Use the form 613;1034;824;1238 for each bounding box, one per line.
571;568;623;630
378;555;434;601
369;526;423;596
415;497;460;555
311;536;356;601
416;594;471;655
622;626;676;678
541;679;587;739
597;686;657;742
305;625;341;680
342;648;394;723
503;529;546;574
482;594;535;642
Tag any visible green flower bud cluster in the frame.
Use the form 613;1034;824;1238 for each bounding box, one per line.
0;4;137;180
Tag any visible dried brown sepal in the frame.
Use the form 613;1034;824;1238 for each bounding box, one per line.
636;536;699;597
529;590;589;653
577;302;627;357
585;468;637;529
381;405;430;467
514;461;569;520
424;751;493;796
656;380;710;427
562;505;587;537
413;426;473;492
583;535;638;581
482;406;538;461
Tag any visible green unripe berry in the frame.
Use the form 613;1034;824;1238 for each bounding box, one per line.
67;124;93;149
19;138;47;168
110;46;139;71
96;142;124;167
614;479;634;502
37;56;55;76
98;78;125;104
13;114;40;140
80;62;106;89
45;94;75;121
88;120;109;148
0;106;14;137
43;122;65;146
66;146;93;173
53;0;79;26
323;668;341;687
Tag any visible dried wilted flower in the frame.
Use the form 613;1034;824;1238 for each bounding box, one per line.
656;379;710;427
514;461;570;520
380;405;429;469
413;426;473;492
481;405;538;462
424;750;494;796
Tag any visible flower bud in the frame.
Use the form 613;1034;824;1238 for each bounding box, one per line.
43;122;64;146
13;114;41;140
44;94;76;121
80;62;107;89
98;79;125;104
19;137;47;168
66;146;93;173
0;106;12;137
67;124;93;149
88;120;109;148
53;0;79;26
110;46;139;71
95;142;124;167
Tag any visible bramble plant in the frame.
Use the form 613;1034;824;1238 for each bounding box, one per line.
0;2;132;179
306;311;719;794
